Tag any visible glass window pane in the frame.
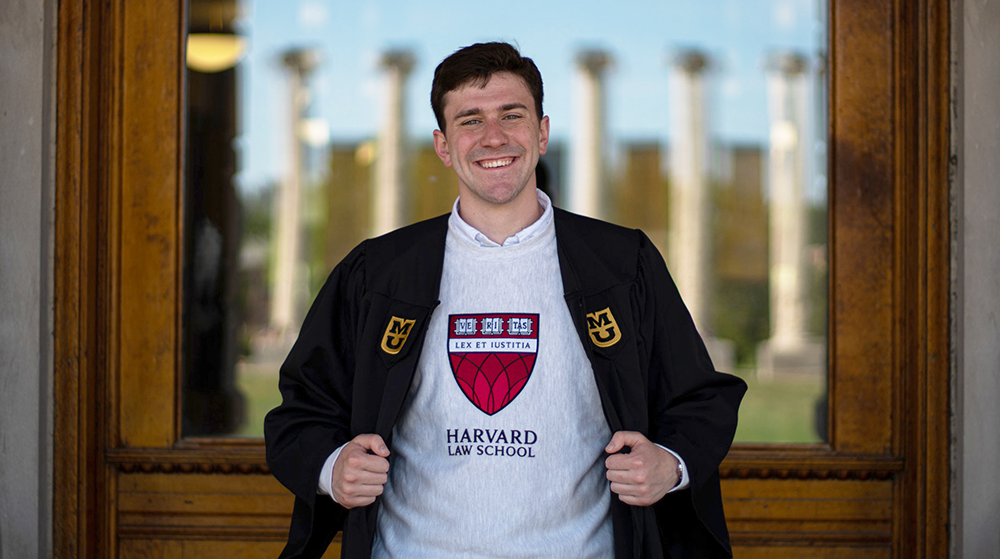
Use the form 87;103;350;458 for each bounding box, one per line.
182;0;829;443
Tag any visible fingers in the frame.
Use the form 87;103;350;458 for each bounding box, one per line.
341;446;390;477
334;481;384;509
605;449;656;489
605;431;678;507
352;433;390;457
604;430;644;454
607;468;649;502
332;435;391;509
611;488;656;507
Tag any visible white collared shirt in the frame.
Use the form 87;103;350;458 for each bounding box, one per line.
448;189;553;248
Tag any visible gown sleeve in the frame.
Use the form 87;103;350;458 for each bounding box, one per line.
264;241;369;556
634;230;747;556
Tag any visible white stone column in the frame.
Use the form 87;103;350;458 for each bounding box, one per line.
569;50;611;218
668;50;712;334
372;50;414;236
270;48;319;333
758;51;824;378
667;51;734;372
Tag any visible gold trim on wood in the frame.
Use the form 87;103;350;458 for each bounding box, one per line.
721;468;895;481
116;463;272;475
107;448;271;474
117;525;288;541
723;451;902;480
731;532;892;546
105;447;906;481
110;464;900;480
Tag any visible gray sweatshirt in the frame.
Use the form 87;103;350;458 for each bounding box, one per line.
371;197;614;559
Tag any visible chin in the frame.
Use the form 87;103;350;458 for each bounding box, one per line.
485;186;529;206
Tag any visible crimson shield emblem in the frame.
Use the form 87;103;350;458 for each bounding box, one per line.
448;313;539;415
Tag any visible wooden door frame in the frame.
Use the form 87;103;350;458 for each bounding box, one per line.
52;0;951;556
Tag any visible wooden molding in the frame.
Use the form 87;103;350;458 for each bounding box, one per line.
720;452;903;481
103;446;906;481
732;532;890;547
895;0;952;557
107;448;271;475
722;469;895;481
118;525;288;541
116;463;272;475
53;0;106;557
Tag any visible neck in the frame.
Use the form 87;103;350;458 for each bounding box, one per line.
458;187;543;244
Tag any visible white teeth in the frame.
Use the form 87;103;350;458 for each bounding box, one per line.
480;158;513;169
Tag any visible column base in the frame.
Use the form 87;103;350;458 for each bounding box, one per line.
756;337;826;381
705;337;736;374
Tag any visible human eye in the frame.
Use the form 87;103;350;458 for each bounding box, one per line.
460;118;482;126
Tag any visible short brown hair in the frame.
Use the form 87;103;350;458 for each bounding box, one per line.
431;42;544;132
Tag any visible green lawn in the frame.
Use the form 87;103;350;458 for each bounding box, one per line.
732;373;826;443
234;363;283;437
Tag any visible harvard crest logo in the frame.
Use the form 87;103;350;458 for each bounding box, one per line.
381;316;416;355
586;307;622;348
448;314;539;415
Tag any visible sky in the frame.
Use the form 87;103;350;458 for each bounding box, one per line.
230;0;826;192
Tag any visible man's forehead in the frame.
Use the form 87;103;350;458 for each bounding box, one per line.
442;72;534;116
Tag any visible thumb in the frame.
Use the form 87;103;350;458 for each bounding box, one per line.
352;433;390;457
605;430;646;453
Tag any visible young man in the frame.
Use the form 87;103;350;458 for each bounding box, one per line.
265;42;746;559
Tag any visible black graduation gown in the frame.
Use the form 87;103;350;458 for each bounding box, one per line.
264;208;747;559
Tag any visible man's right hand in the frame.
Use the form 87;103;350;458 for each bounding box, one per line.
331;434;390;509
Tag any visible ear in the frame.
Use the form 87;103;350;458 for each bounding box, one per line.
433;129;452;167
538;116;550;155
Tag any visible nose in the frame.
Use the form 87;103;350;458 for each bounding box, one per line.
480;117;508;148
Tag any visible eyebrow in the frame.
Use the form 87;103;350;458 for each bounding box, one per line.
452;103;530;122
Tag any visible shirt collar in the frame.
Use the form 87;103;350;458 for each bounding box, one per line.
449;190;553;248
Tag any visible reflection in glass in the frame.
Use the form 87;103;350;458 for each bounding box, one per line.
182;0;829;443
182;0;246;435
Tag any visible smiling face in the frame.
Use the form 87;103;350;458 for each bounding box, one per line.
433;72;550;209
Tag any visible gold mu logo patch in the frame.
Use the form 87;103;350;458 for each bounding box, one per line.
381;316;416;355
586;307;622;348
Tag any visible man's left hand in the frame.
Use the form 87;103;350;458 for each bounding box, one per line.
605;431;679;506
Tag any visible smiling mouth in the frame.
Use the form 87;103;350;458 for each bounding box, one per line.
477;157;515;169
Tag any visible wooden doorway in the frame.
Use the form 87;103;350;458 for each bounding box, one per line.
52;0;950;557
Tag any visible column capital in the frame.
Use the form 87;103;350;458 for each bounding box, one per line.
766;50;808;75
670;49;710;74
575;49;612;75
381;49;415;75
281;48;321;77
